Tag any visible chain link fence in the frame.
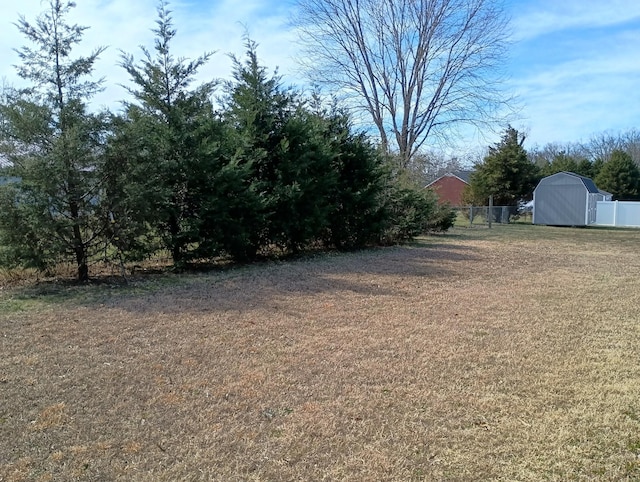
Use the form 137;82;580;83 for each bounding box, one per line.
453;206;529;226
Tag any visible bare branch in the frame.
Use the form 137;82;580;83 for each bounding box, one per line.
292;0;514;166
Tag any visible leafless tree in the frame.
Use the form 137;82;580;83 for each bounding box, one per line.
292;0;513;167
617;129;640;167
581;130;640;166
403;150;464;185
584;132;624;163
527;141;588;168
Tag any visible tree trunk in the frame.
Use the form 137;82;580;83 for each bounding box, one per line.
168;212;182;266
76;250;89;282
69;198;89;282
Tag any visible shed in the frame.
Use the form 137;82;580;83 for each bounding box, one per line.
425;170;473;206
533;171;605;226
597;189;613;202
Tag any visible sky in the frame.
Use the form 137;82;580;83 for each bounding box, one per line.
1;0;639;154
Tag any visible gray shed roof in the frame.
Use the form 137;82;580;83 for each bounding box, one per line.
562;171;599;193
538;171;600;193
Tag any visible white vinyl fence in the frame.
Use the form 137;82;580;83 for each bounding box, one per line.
596;201;640;227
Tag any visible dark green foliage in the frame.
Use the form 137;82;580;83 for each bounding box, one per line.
223;39;315;255
595;150;640;200
539;152;578;177
325;118;388;249
427;202;457;233
539;152;594;178
112;1;238;266
223;42;420;254
378;175;440;244
0;1;455;277
224;41;339;255
0;0;109;281
189;120;264;262
591;158;604;180
465;126;540;207
575;158;595;178
105;110;172;263
274;111;338;252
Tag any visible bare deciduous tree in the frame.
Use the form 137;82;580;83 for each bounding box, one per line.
584;130;640;167
404;151;464;185
527;142;588;168
585;132;624;164
292;0;512;166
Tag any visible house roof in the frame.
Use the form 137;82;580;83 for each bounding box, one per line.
426;170;474;187
452;170;474;184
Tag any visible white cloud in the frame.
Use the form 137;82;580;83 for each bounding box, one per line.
511;43;640;147
511;0;640;41
507;1;640;147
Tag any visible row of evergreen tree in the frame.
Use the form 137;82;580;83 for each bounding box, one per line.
462;126;640;208
0;1;455;281
536;149;640;200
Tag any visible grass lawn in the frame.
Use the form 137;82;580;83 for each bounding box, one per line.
1;224;640;481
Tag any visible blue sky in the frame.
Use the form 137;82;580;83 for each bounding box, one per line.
1;0;639;153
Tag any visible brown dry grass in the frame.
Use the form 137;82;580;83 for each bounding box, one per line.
1;224;640;481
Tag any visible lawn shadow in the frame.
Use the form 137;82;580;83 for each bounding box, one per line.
0;235;487;318
86;240;480;316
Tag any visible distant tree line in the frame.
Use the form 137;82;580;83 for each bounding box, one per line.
462;126;640;208
0;0;455;281
528;132;640;201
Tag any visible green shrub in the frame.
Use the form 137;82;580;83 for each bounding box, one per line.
427;202;457;232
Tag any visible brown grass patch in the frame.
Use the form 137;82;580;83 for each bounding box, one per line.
1;225;640;480
30;403;67;431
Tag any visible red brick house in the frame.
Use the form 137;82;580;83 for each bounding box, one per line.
425;171;473;206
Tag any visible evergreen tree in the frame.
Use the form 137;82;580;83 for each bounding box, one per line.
273;106;338;252
575;158;594;178
0;0;108;281
319;106;387;249
591;158;605;181
223;40;289;252
465;126;539;206
595;150;640;200
539;152;578;177
185;117;264;263
538;152;594;179
112;0;241;265
379;175;439;243
224;40;339;255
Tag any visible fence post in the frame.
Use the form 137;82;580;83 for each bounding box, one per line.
488;196;493;229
